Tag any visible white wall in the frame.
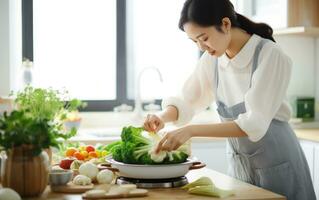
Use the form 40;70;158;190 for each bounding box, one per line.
0;0;10;96
0;0;22;97
274;36;319;119
9;0;22;94
316;38;319;116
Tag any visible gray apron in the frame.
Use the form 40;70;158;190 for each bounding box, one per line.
214;39;316;200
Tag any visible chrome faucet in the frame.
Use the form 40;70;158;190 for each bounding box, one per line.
134;67;163;120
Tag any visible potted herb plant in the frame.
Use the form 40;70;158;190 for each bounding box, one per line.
0;86;85;197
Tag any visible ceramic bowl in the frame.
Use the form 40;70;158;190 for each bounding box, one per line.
49;169;73;186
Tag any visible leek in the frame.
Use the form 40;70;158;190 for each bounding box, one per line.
182;176;235;198
189;185;234;198
182;176;213;189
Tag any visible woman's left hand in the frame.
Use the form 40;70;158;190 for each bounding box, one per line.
155;126;193;153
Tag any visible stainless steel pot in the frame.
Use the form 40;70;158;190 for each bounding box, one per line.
98;157;205;179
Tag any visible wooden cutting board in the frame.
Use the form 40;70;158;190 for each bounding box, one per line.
82;188;148;199
50;182;94;193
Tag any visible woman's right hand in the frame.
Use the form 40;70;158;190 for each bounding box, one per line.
143;114;165;133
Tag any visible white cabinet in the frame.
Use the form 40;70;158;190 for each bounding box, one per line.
300;139;319;199
191;139;228;174
300;140;315;181
314;145;319;200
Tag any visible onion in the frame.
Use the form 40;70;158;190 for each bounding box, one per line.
0;188;21;200
97;169;114;184
79;162;99;179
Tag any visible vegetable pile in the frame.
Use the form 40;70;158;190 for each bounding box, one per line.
106;126;190;164
54;143;115;186
58;143;109;170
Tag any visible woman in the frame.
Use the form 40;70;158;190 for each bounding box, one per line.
143;0;316;199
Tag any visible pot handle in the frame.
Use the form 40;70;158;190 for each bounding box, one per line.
97;163;120;172
189;161;206;170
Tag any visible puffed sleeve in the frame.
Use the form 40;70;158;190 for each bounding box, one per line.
234;44;292;142
162;52;215;126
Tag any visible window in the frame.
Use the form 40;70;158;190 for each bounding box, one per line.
126;0;199;101
251;0;287;29
236;0;287;29
32;0;116;100
22;0;199;111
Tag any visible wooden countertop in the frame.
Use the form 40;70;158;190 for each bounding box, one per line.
295;129;319;142
27;168;285;200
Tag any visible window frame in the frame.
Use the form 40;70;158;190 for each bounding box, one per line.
22;0;161;112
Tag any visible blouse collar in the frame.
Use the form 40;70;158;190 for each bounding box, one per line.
218;34;261;69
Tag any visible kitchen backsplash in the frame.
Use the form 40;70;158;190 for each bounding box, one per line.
275;36;319;120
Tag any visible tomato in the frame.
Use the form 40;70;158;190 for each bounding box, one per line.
59;158;75;169
74;152;85;160
65;147;77;157
86;145;95;153
88;151;98;158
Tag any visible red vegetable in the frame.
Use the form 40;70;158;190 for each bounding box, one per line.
59;158;75;169
86;145;95;153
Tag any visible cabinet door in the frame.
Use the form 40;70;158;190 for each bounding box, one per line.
314;145;319;199
191;140;228;174
300;140;315;181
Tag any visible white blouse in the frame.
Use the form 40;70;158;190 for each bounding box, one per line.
162;34;292;142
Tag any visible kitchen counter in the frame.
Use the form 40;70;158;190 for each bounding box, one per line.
28;168;285;200
76;111;319;143
295;129;319;142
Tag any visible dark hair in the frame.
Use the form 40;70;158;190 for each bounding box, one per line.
179;0;275;42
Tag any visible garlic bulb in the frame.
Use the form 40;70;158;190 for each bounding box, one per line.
73;175;92;186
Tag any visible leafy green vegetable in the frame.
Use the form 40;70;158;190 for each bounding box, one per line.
107;126;190;165
102;141;122;152
182;176;235;198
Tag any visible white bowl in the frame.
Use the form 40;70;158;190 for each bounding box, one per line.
49;169;73;185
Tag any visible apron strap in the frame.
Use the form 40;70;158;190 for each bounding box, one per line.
249;39;269;88
214;58;219;96
214;38;270;95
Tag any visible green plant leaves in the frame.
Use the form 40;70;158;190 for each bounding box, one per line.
0;86;85;156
